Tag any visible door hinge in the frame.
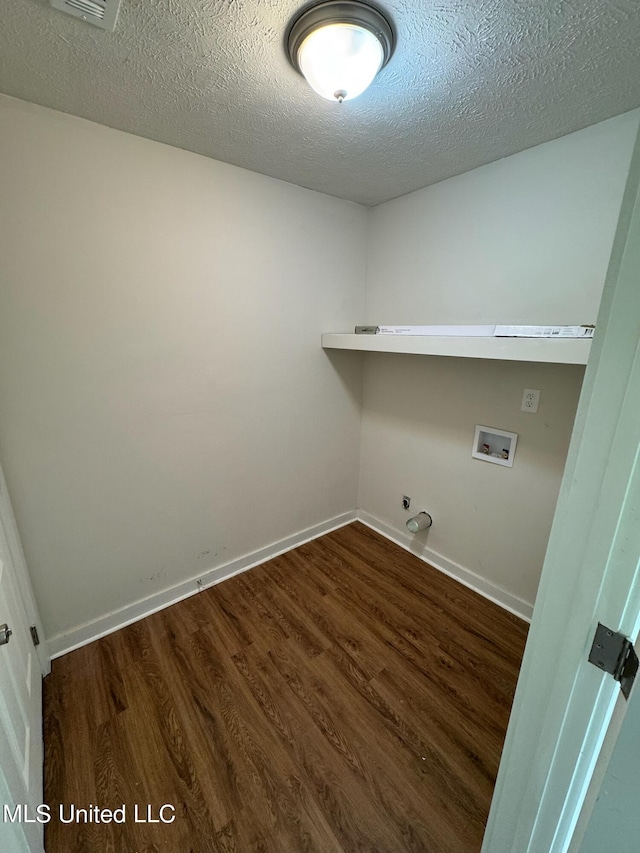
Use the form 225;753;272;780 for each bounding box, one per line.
588;622;638;700
29;625;40;647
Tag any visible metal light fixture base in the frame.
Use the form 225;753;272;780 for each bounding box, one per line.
286;0;395;77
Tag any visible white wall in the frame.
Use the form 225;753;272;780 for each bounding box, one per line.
0;95;367;645
1;96;637;647
366;112;640;326
360;112;640;613
359;356;584;611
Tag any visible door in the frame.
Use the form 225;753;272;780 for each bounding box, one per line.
577;678;640;851
482;124;640;850
0;557;44;852
0;467;47;853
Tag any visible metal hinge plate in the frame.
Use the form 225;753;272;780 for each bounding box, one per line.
588;622;638;700
29;625;40;647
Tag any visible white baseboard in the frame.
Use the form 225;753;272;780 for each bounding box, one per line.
357;510;534;623
48;506;532;658
48;510;357;659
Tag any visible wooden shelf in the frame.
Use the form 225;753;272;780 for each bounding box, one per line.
321;333;591;365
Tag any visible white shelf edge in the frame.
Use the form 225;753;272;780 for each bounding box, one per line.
321;333;591;365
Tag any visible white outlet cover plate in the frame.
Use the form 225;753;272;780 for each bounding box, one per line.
521;388;541;413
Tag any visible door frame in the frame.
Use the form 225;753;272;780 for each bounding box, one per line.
483;122;640;851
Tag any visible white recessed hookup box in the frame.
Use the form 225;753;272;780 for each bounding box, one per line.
472;425;518;468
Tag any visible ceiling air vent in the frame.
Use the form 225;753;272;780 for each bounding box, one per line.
50;0;121;31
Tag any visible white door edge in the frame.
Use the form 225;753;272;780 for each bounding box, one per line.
483;119;640;853
0;463;49;675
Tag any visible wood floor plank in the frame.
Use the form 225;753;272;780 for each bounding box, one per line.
186;626;344;853
269;557;388;682
232;643;410;853
268;640;472;853
273;563;505;793
44;521;527;852
298;534;518;739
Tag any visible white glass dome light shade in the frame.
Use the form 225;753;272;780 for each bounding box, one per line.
297;23;384;102
286;1;395;104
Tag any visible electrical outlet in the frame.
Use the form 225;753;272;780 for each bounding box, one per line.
521;388;541;413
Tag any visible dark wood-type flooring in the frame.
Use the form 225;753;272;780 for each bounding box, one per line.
44;522;528;852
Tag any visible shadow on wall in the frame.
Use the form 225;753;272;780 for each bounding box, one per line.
361;353;585;475
323;349;365;412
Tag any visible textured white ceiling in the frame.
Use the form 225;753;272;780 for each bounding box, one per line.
1;0;639;205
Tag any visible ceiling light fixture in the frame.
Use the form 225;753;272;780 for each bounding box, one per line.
286;0;395;103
